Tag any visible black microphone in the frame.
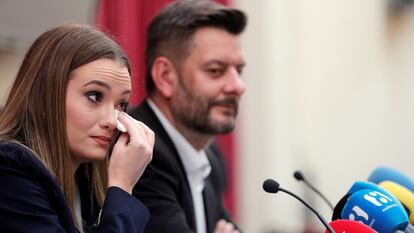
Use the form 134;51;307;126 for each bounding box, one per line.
293;170;334;210
263;179;336;233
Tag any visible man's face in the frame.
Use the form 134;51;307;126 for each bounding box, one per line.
171;27;246;135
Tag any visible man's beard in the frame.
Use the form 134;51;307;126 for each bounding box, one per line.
170;78;239;135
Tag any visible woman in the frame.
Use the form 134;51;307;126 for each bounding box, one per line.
0;23;154;233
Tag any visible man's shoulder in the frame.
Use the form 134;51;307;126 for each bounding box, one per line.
129;100;178;157
128;100;150;121
149;134;183;175
129;100;163;133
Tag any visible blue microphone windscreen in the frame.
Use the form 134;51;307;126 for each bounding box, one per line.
348;181;387;195
368;166;414;193
333;181;401;221
341;189;408;233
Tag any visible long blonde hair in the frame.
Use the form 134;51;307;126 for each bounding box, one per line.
0;23;131;229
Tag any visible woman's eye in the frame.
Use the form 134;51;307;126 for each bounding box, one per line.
119;101;128;111
86;91;103;103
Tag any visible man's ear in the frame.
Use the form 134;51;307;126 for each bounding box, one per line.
151;56;177;98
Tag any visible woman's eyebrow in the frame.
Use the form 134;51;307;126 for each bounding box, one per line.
83;80;131;95
83;80;111;91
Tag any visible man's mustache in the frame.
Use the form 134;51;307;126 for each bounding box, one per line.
210;97;239;110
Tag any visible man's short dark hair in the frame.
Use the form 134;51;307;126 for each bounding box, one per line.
145;0;247;94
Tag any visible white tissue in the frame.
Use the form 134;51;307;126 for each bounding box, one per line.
114;109;127;132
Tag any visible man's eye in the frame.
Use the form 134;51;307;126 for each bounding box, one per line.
237;67;244;75
86;91;103;103
207;68;223;76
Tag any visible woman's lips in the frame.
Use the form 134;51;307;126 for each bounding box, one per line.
91;136;111;147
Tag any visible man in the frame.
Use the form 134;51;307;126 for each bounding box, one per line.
129;1;247;232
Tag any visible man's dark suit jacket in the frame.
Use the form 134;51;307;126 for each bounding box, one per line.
0;141;150;233
129;100;237;233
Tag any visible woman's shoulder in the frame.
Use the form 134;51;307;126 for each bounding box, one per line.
0;140;36;160
0;141;76;233
0;140;32;152
0;140;61;199
0;140;48;174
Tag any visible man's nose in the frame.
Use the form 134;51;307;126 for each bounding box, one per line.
223;67;246;95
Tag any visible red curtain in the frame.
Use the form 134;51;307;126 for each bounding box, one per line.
95;0;237;219
95;0;171;105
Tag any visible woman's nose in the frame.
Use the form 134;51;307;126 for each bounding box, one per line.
100;108;118;130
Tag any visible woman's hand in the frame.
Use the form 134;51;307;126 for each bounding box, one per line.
107;112;154;194
214;220;240;233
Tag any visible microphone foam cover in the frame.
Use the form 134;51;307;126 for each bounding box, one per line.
379;180;414;224
341;188;408;233
368;166;414;193
332;194;350;221
263;179;280;194
293;171;304;181
405;224;414;233
346;181;401;205
333;181;400;221
325;219;378;233
347;181;390;195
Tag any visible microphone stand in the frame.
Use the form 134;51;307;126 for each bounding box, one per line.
279;187;336;233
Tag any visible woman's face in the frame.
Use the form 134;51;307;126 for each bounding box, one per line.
66;58;131;168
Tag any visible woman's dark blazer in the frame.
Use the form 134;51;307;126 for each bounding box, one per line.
0;141;150;233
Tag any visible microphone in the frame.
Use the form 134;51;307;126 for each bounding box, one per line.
325;219;378;233
368;166;414;193
293;170;334;210
405;224;414;233
378;181;414;224
347;181;397;196
332;181;408;233
262;179;336;233
332;181;402;220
